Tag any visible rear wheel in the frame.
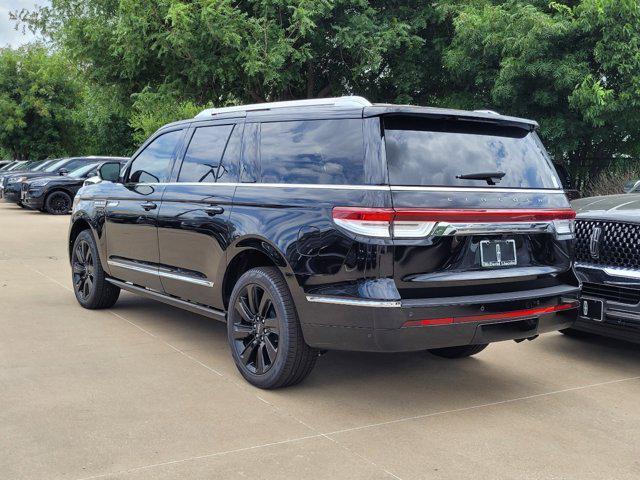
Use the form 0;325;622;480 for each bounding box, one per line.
71;230;120;309
227;267;317;389
429;343;488;359
45;191;72;214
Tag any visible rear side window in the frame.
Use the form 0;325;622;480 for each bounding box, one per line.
128;130;183;184
178;125;234;183
259;119;364;185
384;117;561;189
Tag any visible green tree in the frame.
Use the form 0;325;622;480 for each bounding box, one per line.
442;0;640;184
15;0;422;103
0;45;84;159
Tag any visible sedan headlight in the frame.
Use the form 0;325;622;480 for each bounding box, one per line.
29;179;49;188
8;176;26;184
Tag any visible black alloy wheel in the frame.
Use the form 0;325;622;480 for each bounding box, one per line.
46;191;72;214
72;239;95;302
70;230;120;309
231;283;280;375
227;267;318;389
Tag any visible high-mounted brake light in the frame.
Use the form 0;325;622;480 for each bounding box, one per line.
332;207;576;239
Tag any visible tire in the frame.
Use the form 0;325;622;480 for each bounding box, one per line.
227;267;317;389
71;230;120;309
428;343;488;359
560;328;588;338
45;191;72;215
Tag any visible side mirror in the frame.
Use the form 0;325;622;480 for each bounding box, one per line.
59;168;69;176
98;162;121;183
83;175;101;187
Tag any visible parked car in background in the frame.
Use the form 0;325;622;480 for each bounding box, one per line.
0;160;53;202
22;158;128;214
0;161;26;173
69;96;579;388
623;179;640;193
0;161;20;172
0;160;12;169
1;157;106;205
567;194;640;344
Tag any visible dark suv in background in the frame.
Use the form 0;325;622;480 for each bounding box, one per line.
69;96;579;388
568;194;640;343
21;158;127;214
0;160;56;203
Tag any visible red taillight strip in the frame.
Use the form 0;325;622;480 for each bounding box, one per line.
403;301;578;327
333;207;576;223
332;207;395;222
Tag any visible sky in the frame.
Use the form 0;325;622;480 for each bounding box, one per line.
0;0;47;48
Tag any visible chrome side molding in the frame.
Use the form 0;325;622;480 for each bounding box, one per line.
430;221;575;240
305;295;401;308
108;260;214;287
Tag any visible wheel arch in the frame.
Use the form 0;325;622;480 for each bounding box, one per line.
68;214;107;271
222;237;296;310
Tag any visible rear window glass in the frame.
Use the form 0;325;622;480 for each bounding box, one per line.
260;119;364;185
384;117;561;189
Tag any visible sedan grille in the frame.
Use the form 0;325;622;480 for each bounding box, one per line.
575;219;640;270
581;282;640;305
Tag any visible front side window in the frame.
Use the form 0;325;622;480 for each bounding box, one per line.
259;119;365;185
128;130;183;184
62;159;92;172
178;125;234;183
384;117;561;189
68;163;100;178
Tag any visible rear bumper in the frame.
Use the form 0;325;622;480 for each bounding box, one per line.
299;284;579;352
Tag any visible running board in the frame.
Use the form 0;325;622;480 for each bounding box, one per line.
106;278;226;321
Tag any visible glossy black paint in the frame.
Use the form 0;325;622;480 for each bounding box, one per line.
69;104;579;352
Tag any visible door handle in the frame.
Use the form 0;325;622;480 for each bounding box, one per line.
204;206;224;216
141;201;157;211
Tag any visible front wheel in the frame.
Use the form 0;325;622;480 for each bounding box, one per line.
71;230;120;309
227;267;317;389
428;344;488;359
45;191;72;214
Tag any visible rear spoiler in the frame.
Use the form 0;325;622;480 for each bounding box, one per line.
363;105;538;131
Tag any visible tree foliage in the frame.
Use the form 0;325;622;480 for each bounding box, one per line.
0;45;83;159
9;0;640;183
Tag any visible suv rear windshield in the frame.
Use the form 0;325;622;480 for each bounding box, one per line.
384;117;560;189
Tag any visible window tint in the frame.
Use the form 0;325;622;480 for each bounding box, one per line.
384;117;560;189
128;130;183;184
68;163;99;178
178;125;233;183
62;159;91;172
259;119;364;184
218;124;243;182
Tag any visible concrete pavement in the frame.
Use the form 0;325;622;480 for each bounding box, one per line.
1;202;639;479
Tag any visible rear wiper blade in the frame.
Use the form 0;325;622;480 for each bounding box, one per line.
456;171;506;186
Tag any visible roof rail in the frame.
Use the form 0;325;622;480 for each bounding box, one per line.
195;96;372;118
473;109;501;115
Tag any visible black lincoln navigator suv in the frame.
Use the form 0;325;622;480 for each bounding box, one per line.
68;96;579;388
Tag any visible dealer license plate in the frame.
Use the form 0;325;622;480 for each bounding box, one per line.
480;239;517;267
